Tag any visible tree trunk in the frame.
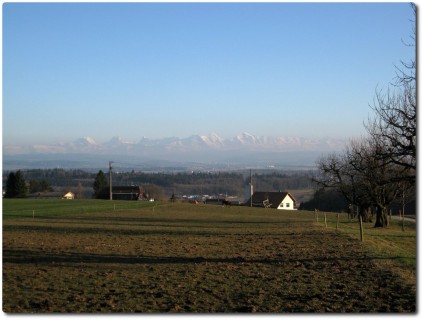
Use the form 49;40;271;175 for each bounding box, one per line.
360;206;372;223
374;205;388;228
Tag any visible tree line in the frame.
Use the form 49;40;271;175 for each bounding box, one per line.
3;168;316;200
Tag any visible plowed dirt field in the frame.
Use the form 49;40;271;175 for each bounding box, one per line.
2;203;416;313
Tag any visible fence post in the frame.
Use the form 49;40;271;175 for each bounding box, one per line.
324;212;327;227
336;213;339;231
402;211;405;232
359;215;364;242
33;210;35;219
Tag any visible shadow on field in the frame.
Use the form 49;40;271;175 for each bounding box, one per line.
5;215;301;226
6;219;288;231
3;224;308;237
3;248;408;267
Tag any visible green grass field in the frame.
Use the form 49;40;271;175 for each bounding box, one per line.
2;199;416;313
312;211;416;269
2;198;159;218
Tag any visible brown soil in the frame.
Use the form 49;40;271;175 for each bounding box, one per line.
2;207;416;313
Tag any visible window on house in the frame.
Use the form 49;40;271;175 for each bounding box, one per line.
280;203;283;207
286;203;290;207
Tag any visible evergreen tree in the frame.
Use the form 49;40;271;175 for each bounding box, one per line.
5;171;27;198
29;180;41;194
29;179;52;193
93;170;107;198
15;171;28;198
5;172;17;198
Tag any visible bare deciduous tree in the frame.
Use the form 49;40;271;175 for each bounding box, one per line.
366;3;416;182
346;139;408;227
314;147;372;222
394;3;416;87
314;4;416;228
366;82;416;180
315;138;410;227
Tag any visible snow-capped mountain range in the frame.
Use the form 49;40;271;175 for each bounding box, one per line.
4;132;345;155
3;133;347;170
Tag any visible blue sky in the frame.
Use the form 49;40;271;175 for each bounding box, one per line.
3;2;415;145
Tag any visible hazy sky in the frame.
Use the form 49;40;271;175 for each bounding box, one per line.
3;1;415;145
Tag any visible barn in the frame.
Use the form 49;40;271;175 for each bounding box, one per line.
247;191;297;210
96;186;141;200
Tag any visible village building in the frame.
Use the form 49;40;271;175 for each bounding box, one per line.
27;191;64;199
62;191;75;200
247;191;297;210
96;186;144;200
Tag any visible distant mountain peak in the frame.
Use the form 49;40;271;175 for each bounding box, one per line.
73;136;98;146
3;132;346;157
85;136;97;144
199;133;224;147
107;136;135;145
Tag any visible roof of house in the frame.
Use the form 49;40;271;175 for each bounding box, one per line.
248;191;297;209
27;192;64;198
99;186;141;194
112;186;141;194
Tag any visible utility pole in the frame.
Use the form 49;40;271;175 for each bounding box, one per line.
402;183;405;218
109;161;113;201
250;169;253;207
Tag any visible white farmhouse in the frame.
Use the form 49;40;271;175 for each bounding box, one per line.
62;191;75;200
248;191;297;210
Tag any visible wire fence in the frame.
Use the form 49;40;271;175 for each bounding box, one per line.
312;210;416;241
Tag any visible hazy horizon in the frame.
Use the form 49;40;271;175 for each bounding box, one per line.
4;131;348;147
3;131;347;171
